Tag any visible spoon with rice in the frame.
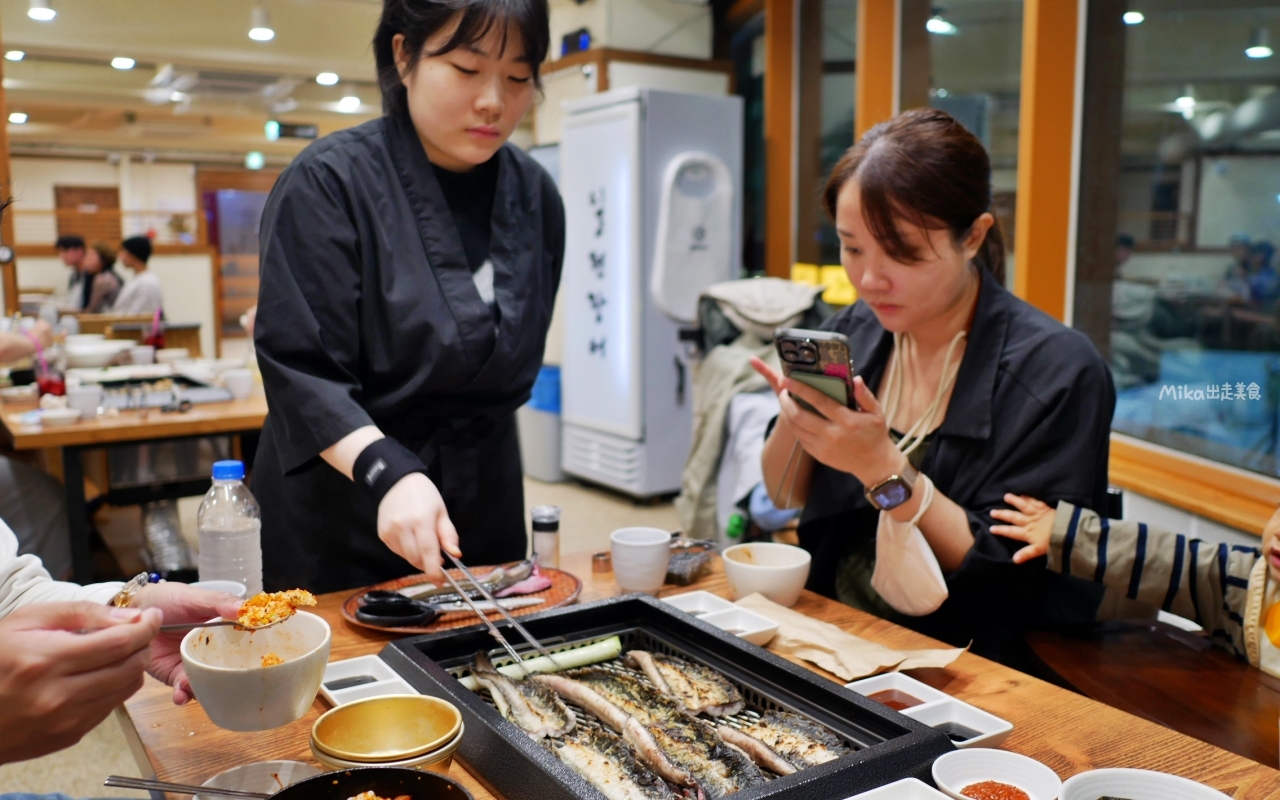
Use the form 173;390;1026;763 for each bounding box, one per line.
158;589;317;633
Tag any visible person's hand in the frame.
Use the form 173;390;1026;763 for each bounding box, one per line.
749;357;902;486
376;472;462;584
0;602;161;765
989;494;1056;564
130;583;243;705
28;319;54;350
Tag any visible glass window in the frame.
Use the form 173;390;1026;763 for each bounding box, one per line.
1075;1;1280;476
899;0;1023;276
730;18;766;275
796;0;857;266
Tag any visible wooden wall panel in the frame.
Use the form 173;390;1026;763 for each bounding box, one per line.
855;0;896;139
763;0;797;277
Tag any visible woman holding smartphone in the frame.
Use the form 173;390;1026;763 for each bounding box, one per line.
752;109;1114;669
253;0;562;593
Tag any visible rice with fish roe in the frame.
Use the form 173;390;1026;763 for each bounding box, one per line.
347;793;411;800
236;589;317;628
260;653;284;667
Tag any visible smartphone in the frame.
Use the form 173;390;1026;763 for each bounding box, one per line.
774;328;855;415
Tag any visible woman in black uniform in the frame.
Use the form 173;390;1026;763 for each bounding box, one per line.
253;0;562;592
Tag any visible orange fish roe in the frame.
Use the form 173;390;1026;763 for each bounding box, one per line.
261;653;284;667
960;781;1030;800
236;589;317;628
346;793;411;800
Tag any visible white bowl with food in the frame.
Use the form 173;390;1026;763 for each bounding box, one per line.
721;543;812;607
196;760;321;800
932;749;1062;800
181;610;331;731
1060;768;1231;800
65;339;133;368
0;385;37;402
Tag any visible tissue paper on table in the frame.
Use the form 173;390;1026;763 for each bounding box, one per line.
734;593;965;680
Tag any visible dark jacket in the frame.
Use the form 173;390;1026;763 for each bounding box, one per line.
800;272;1116;663
253;106;564;593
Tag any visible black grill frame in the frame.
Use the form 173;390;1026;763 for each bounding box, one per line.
380;593;953;800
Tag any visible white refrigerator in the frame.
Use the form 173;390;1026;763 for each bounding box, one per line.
558;87;744;497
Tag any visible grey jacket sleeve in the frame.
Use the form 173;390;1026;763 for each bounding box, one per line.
1048;501;1259;655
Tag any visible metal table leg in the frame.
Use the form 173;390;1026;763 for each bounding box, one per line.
62;444;93;583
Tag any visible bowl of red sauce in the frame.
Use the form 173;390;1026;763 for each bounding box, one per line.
932;749;1062;800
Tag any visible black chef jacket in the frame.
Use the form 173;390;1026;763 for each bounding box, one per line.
252;105;565;593
799;272;1116;667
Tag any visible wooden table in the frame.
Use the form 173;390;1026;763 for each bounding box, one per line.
1028;621;1280;768
0;394;267;581
119;552;1280;799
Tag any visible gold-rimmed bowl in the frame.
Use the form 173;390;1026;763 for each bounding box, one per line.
310;694;462;763
311;722;465;774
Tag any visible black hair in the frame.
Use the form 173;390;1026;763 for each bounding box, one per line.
56;234;85;250
374;0;550;114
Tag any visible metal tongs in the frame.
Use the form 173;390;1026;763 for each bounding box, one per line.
440;552;562;673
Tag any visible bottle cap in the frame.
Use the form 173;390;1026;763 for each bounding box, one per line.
531;504;561;532
212;460;245;481
726;513;746;540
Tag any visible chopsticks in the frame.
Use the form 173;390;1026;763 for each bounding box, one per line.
442;552;562;672
105;775;270;798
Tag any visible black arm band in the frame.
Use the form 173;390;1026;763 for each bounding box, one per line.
352;437;428;506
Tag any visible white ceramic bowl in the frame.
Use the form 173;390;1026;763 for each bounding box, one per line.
610;527;672;594
903;699;1014;750
156;347;190;364
932;749;1062;800
699;607;780;646
196;760;321;800
39;408;84;427
850;777;950;799
223;367;254;400
661;590;736;617
0;385;37;402
721;543;812;607
1060;768;1231;800
130;345;156;365
181;610;331;731
65;340;133;368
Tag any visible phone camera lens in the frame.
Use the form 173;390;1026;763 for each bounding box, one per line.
797;343;818;365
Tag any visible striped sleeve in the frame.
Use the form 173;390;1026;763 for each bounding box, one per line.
1046;501;1258;655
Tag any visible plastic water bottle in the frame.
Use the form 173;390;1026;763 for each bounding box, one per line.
197;460;263;595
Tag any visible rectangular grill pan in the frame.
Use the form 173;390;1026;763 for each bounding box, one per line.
380;594;954;800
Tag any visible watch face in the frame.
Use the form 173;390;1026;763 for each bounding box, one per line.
871;479;911;510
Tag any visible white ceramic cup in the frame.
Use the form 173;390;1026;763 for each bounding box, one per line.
222;368;254;401
190;579;248;599
721;542;812;607
610;527;672;595
130;345;156;365
64;384;103;420
181;610;331;731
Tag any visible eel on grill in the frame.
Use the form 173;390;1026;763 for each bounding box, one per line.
471;651;575;739
624;650;745;717
535;668;764;798
549;726;679;800
717;711;848;775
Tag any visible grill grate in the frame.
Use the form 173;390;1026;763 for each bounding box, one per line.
450;628;862;764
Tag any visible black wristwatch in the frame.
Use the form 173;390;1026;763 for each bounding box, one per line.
864;461;919;511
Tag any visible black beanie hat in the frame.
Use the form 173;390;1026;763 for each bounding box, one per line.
121;235;152;263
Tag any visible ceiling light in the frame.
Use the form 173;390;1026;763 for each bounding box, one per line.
1246;27;1272;59
27;0;55;21
1122;11;1143;25
316;72;339;86
926;15;958;35
4;51;24;62
245;151;265;170
265;120;280;141
8;112;27;124
337;95;361;113
249;4;275;42
111;57;135;70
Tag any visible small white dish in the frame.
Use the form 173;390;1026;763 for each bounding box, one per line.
190;579;248;599
196;760;321;800
661;590;736;617
39;408;84;426
319;654;418;706
1060;768;1231;800
0;385;36;402
848;777;950;799
700;607;780;646
722;542;811;607
844;672;952;711
932;749;1062;800
181;610;331;731
905;699;1014;749
156;347;190;364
